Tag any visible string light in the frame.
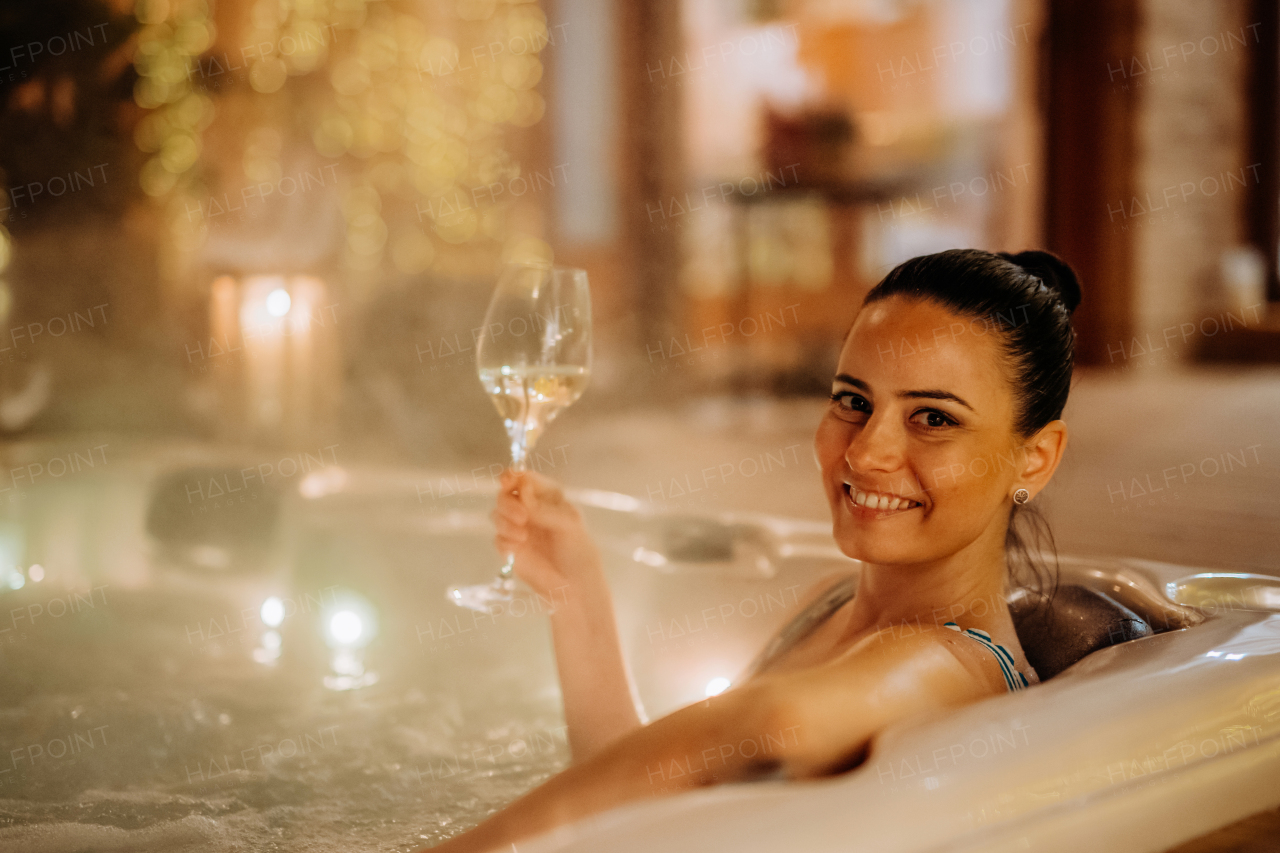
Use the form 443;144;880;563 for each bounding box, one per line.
132;0;216;283
131;0;552;283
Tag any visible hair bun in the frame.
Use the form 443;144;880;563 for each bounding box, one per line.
1000;250;1082;314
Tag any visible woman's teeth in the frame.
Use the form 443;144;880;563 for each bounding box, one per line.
848;486;921;511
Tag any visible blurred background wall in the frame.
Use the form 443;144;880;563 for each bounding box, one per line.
0;0;1276;473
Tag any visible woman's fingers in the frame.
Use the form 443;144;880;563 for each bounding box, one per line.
500;469;564;505
495;525;527;545
497;469;579;528
492;496;528;525
494;534;523;555
498;467;521;492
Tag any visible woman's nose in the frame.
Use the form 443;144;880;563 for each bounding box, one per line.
845;412;904;473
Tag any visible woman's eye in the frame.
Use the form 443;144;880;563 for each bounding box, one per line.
829;391;869;413
912;409;956;429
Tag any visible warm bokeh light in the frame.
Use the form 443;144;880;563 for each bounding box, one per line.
265;288;291;317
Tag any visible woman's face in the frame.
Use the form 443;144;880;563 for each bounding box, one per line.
815;295;1026;566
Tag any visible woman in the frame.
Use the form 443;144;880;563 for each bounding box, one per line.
428;248;1079;852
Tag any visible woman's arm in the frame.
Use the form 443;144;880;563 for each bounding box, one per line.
425;679;780;853
492;470;646;760
425;625;996;852
546;576;648;759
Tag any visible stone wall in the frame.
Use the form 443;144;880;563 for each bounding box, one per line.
1129;0;1257;371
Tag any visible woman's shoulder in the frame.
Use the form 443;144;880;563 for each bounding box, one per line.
743;621;1005;778
843;621;1013;697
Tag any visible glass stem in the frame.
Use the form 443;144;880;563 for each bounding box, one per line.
509;440;528;472
498;445;525;579
500;377;532;581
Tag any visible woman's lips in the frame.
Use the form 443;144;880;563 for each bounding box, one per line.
842;483;922;518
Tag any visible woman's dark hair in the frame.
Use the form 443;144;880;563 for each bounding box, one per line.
860;248;1082;602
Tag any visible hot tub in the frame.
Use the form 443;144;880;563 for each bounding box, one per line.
0;443;1276;853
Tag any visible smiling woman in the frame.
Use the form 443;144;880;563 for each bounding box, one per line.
425;248;1082;853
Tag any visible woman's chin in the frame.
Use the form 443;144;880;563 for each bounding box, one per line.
831;526;912;565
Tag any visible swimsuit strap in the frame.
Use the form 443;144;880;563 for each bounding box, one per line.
943;622;1030;692
741;582;1036;692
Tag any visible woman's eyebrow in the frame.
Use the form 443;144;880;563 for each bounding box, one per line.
833;374;975;412
900;389;976;412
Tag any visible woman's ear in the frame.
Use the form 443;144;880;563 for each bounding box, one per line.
1017;420;1068;497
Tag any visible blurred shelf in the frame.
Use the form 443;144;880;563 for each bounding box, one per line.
1197;303;1280;363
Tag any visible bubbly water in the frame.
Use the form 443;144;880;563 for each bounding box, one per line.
0;455;574;852
0;594;571;852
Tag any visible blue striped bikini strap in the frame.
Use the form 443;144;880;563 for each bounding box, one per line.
942;621;1030;691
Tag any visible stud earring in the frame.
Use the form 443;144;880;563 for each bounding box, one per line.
1013;488;1030;505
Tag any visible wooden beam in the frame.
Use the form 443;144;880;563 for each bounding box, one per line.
1042;0;1140;365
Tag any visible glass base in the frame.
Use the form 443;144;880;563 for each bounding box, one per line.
448;577;516;612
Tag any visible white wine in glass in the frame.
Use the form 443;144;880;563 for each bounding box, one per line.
448;263;592;612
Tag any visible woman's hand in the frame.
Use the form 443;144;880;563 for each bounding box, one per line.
491;469;646;759
491;468;602;607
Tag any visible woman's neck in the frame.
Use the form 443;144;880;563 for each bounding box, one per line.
843;540;1010;637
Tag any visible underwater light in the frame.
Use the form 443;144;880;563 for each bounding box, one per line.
258;594;284;627
705;677;731;697
320;593;378;650
266;288;291;317
320;593;380;690
260;596;285;627
329;611;362;645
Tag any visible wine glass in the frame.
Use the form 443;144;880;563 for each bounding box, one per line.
448;263;592;611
